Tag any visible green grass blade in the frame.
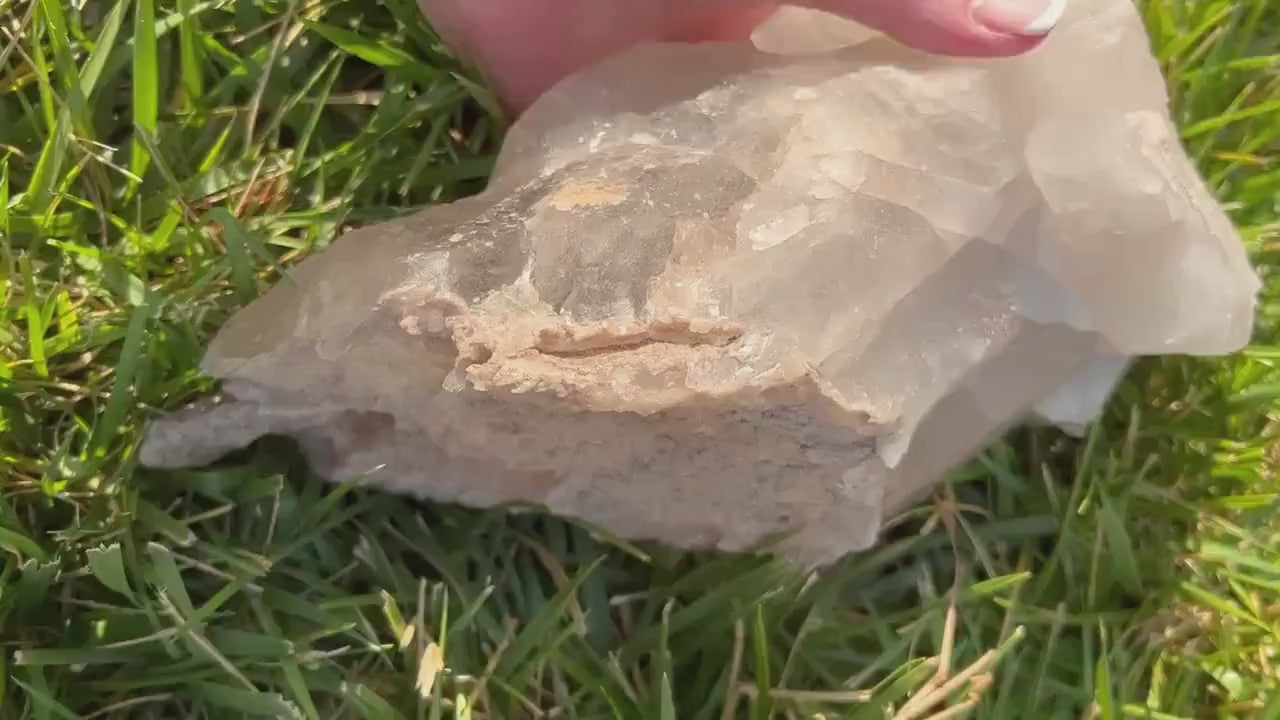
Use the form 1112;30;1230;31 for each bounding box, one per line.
129;0;158;189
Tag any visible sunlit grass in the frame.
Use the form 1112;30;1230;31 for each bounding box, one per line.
1;0;1278;717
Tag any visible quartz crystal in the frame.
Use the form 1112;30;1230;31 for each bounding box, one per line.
141;0;1259;566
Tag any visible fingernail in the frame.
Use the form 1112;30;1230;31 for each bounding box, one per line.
971;0;1067;36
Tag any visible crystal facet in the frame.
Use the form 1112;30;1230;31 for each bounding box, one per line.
141;0;1259;566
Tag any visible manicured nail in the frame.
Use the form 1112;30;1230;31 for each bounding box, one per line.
972;0;1067;36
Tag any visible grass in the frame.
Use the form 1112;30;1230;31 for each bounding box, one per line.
1;0;1279;717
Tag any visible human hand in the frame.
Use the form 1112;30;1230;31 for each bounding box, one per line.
418;0;1067;112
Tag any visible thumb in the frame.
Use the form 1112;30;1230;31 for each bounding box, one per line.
795;0;1067;56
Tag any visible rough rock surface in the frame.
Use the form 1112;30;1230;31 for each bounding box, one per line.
141;0;1259;566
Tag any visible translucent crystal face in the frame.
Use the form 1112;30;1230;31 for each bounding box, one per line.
141;0;1258;566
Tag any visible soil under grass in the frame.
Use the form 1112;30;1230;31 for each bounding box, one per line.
1;0;1279;717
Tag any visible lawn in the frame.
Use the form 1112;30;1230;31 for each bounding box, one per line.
1;0;1279;717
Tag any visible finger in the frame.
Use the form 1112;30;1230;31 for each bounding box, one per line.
798;0;1067;56
419;0;775;112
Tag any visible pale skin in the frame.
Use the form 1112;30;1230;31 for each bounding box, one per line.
417;0;1066;112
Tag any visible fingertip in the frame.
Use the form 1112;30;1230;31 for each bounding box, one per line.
796;0;1059;58
971;0;1067;38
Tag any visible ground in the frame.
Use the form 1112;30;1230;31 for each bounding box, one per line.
1;0;1278;717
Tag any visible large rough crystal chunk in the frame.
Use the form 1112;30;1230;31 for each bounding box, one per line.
141;0;1259;566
